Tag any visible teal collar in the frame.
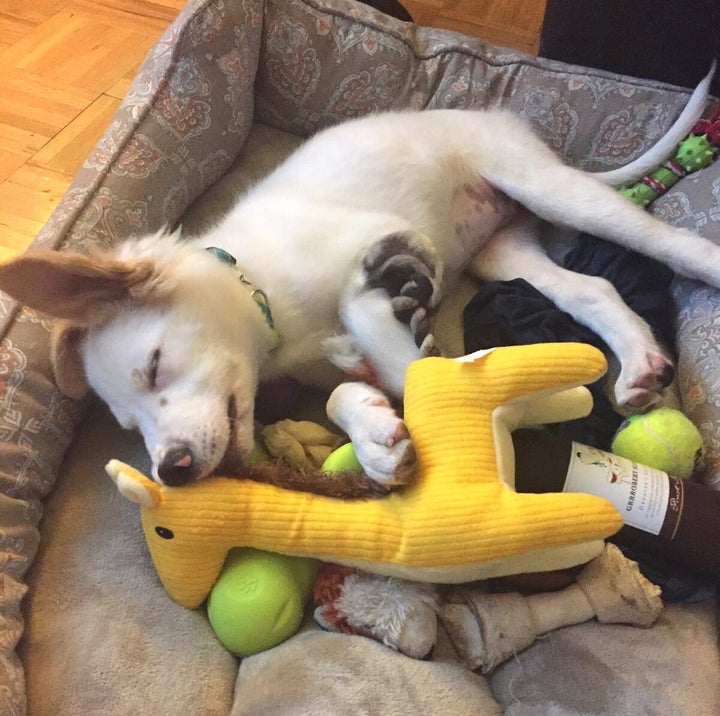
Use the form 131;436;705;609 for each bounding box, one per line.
206;247;279;349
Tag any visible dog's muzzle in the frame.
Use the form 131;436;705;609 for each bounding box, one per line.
157;395;242;485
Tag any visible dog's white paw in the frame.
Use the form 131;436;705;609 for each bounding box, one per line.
614;352;675;411
326;382;417;486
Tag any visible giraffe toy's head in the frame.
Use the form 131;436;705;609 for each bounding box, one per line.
108;343;623;610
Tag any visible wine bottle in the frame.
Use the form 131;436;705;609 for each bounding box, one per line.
512;428;720;578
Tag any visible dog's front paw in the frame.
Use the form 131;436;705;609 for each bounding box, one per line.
326;382;417;486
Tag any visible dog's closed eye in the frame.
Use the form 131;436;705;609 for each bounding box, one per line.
132;348;162;391
148;348;161;390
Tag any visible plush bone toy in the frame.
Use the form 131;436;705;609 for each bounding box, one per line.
107;343;622;611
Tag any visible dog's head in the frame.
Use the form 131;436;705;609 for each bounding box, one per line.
0;231;278;485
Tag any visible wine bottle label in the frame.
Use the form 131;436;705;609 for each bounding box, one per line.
563;443;681;536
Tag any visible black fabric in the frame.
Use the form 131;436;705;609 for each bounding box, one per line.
540;0;720;95
463;278;604;353
463;278;623;449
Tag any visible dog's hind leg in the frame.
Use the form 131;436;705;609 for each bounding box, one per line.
471;215;674;411
483;153;720;289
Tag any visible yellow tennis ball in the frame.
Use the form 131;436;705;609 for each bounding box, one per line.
610;407;705;479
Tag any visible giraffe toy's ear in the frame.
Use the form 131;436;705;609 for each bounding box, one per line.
106;460;162;508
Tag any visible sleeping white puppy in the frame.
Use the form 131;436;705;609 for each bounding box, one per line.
0;72;716;487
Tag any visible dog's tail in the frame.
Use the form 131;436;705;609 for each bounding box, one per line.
592;60;716;188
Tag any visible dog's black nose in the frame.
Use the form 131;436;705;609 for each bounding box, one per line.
158;445;198;486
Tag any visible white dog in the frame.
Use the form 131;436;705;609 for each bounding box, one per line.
0;73;716;487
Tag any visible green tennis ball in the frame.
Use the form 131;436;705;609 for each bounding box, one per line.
321;442;363;474
207;549;319;657
611;407;705;479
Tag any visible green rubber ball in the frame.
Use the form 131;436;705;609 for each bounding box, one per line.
207;548;318;657
611;407;705;479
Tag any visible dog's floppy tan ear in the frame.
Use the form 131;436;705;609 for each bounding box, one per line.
0;250;156;323
51;320;90;399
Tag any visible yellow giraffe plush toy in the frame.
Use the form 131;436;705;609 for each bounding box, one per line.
107;342;622;610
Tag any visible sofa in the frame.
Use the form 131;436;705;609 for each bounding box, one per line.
2;0;720;713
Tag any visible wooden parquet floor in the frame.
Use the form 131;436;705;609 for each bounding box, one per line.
403;0;545;54
0;0;545;261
